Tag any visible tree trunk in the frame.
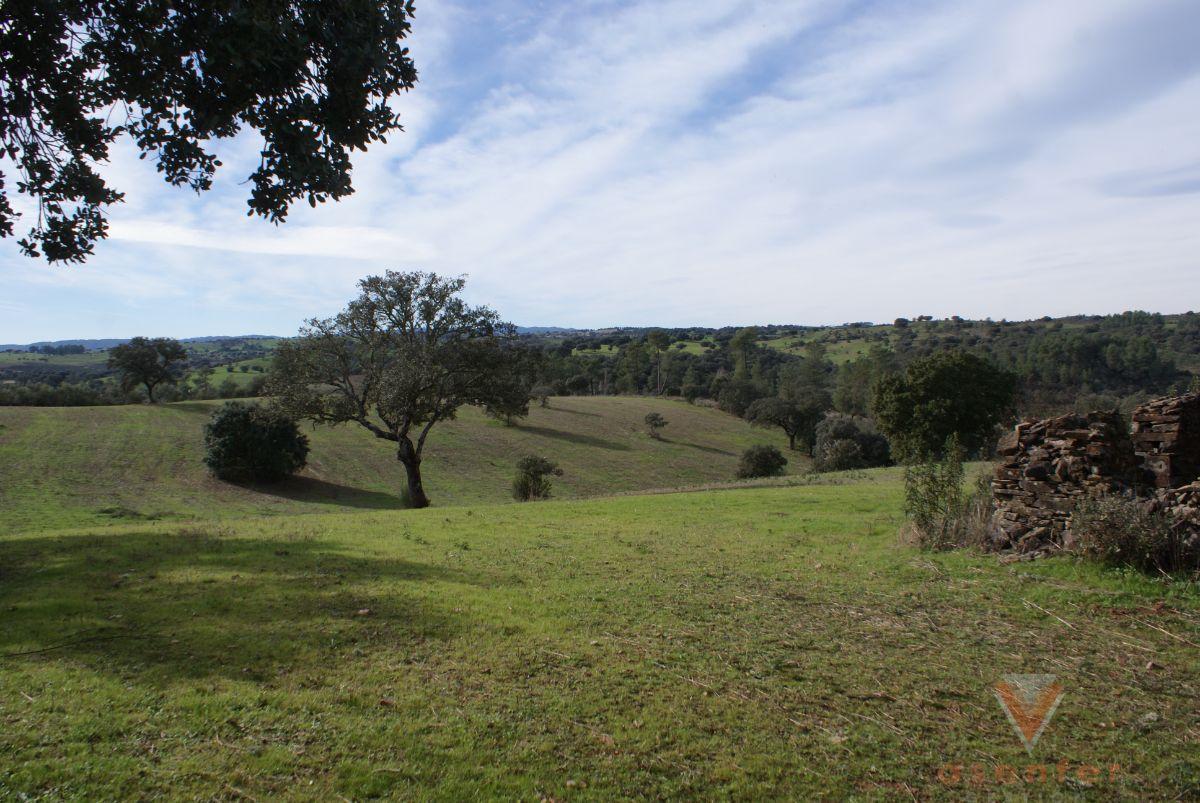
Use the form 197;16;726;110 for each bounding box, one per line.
398;440;430;508
145;381;156;403
787;431;797;450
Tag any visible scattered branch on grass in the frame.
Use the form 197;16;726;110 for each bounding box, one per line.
1134;618;1200;650
0;629;140;659
1021;598;1076;630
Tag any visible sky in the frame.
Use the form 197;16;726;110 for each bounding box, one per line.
3;0;1200;342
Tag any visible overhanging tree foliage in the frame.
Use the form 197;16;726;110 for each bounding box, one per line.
0;0;417;263
268;271;525;509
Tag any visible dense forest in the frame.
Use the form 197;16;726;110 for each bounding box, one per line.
519;311;1197;418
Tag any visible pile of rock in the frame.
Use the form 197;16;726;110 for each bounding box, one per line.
1132;392;1200;488
990;411;1136;553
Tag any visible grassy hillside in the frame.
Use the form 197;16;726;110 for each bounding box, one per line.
0;396;797;533
1;482;1196;799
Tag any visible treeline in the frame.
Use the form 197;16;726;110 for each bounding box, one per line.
519;311;1196;417
28;343;87;355
3;311;1194;412
0;376;265;406
0;382;125;406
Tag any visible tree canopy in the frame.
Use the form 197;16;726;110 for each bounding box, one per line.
268;270;524;509
744;397;823;452
872;350;1016;462
0;0;417;263
106;336;187;402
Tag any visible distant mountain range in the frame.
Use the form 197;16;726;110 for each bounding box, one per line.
0;328;580;351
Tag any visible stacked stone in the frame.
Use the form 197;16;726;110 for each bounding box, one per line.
990;411;1135;553
1131;392;1200;489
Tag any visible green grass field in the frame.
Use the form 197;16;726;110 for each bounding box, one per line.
0;396;797;533
0;351;110;368
1;477;1197;799
1;396;1197;799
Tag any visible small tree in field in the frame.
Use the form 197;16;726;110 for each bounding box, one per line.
268;271;526;509
512;455;563;501
530;385;555;408
107;336;187;402
644;412;668;439
744;397;823;452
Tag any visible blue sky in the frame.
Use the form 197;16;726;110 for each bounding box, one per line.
3;0;1200;342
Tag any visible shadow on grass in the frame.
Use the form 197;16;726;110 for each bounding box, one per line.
0;528;492;683
517;425;630;451
547;405;602;418
246;476;406;510
660;438;735;457
165;400;234;415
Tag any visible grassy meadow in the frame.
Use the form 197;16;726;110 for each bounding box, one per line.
2;477;1198;799
0;396;796;534
1;396;1197;799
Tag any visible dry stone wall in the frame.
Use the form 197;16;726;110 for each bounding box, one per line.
990;393;1200;555
990;411;1136;553
1132;392;1200;488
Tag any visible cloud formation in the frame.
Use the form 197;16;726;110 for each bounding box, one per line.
3;0;1199;341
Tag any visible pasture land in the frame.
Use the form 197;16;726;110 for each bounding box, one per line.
0;396;796;533
1;479;1196;799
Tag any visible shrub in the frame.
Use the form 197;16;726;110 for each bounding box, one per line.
903;436;991;550
203;402;309;483
1071;495;1200;575
512;455;563;501
812;413;890;471
644;412;668;439
736;444;788;479
814;438;864;472
530;385;555;408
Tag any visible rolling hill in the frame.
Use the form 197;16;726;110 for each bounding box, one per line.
0;396;798;534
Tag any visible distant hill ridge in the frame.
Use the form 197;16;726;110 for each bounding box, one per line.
1;329;585;351
0;335;283;352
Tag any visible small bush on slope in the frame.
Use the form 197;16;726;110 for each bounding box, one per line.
513;455;563;501
735;445;788;479
203;402;309;483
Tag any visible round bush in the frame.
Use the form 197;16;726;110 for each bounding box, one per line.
813;413;891;472
814;438;865;472
513;455;563;501
735;444;788;479
203;402;309;483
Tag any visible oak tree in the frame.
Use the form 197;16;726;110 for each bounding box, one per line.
268;271;522;509
0;0;417;263
107;336;187;402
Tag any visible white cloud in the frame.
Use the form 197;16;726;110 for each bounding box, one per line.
2;0;1199;341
